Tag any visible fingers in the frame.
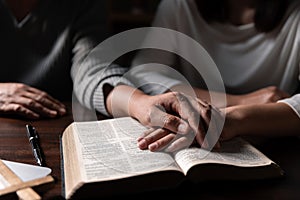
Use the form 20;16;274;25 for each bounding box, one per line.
25;87;66;115
174;93;204;130
137;128;176;151
0;103;40;119
274;89;290;100
136;92;223;152
200;106;223;149
172;95;222;150
164;133;194;152
179;96;212;149
137;128;193;152
1;96;64;119
192;99;222;149
0;83;67;119
148;106;191;134
158;92;207;137
11;96;60;118
141;93;201;151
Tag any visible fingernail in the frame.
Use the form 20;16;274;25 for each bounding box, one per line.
178;124;187;134
50;110;57;116
59;108;66;114
138;139;147;149
31;114;40;119
149;143;158;151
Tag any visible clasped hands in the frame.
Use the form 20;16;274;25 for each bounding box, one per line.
129;85;290;152
129;91;225;152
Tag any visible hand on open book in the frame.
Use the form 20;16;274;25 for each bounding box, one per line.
137;127;194;152
135;92;223;152
106;85;223;151
0;83;66;119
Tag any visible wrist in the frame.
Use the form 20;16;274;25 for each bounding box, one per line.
128;90;150;119
223;106;247;139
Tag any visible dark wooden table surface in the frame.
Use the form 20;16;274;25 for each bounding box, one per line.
0;102;300;199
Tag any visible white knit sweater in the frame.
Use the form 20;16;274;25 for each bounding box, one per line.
131;0;300;118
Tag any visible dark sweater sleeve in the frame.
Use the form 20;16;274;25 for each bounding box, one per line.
70;0;135;116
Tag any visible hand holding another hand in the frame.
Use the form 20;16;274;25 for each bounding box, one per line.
131;92;223;152
106;85;224;152
0;83;67;119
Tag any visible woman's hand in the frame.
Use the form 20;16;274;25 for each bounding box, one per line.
0;83;66;119
134;92;207;152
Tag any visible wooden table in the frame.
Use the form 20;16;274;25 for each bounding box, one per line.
0;102;300;199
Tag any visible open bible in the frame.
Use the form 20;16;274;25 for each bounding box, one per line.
61;117;284;199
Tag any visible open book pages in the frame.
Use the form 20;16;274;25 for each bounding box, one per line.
62;117;283;198
63;117;180;186
174;138;273;175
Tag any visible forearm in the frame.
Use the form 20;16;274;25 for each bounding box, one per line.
225;102;300;138
171;84;289;108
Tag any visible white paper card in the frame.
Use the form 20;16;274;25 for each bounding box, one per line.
0;160;52;189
